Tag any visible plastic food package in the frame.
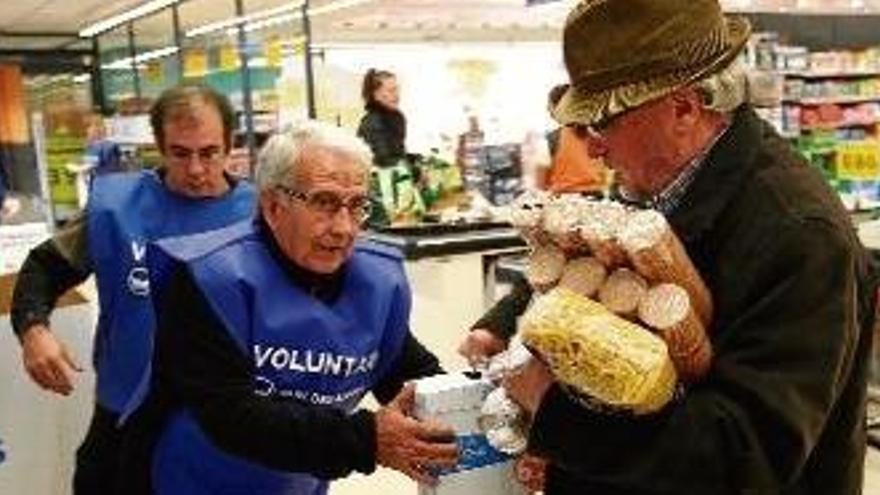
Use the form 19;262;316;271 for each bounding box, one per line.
520;288;677;414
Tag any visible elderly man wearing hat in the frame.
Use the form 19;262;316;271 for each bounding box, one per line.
501;1;878;494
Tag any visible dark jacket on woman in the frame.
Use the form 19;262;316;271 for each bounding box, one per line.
357;102;406;168
484;106;877;494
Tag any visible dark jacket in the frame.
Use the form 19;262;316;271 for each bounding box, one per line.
357;102;406;168
528;106;877;494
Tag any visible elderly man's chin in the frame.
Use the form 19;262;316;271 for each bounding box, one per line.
306;245;353;274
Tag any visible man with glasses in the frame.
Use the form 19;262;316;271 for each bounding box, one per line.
121;120;457;495
10;83;255;494
478;1;877;494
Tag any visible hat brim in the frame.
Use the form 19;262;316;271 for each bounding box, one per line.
551;16;752;127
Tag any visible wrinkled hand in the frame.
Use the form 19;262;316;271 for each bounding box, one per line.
457;328;507;368
514;453;548;493
503;357;553;416
21;324;82;395
375;384;459;484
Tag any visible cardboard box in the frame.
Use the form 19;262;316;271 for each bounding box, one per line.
414;373;526;495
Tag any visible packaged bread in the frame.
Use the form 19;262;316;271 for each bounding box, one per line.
638;283;712;382
598;267;648;318
509;189;551;246
558;256;607;298
578;200;630;268
543;194;590;254
618;209;713;326
520;287;677;414
526;245;566;292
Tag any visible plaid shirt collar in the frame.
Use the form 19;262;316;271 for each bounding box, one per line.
619;123;730;215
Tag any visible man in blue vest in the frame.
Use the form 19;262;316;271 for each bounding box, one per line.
126;120;457;495
10;83;256;494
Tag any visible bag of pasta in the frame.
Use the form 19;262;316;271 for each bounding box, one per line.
520;287;677;415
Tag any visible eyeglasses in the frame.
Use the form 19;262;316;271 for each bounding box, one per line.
570;106;637;140
166;145;226;166
276;185;371;223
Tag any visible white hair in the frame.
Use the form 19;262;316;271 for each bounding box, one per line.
694;58;750;114
255;120;373;192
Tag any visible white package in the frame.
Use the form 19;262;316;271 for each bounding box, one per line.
414;373;526;495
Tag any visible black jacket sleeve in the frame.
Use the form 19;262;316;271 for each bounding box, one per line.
371;334;443;405
154;268;378;479
11;215;92;339
470;272;533;341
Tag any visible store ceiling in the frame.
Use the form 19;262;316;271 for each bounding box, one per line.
3;0;880;50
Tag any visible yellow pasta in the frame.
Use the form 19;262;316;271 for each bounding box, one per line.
521;288;677;414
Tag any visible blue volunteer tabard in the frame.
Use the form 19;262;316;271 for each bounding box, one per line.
149;220;410;495
87;170;255;414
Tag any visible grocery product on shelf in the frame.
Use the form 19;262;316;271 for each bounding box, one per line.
746;32;880;210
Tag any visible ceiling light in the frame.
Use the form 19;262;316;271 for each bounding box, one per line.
102;45;179;70
185;3;302;38
243;13;301;33
193;0;375;38
79;0;180;38
310;0;372;16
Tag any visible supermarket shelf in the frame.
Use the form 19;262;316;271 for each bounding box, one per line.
801;121;880;131
784;95;880;105
780;69;880;79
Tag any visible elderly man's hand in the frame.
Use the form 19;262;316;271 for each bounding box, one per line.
457;328;507;368
503;357;554;416
21;324;82;396
375;384;459;484
514;453;548;493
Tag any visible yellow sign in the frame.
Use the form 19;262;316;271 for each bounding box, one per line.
145;60;163;85
265;36;283;68
183;48;208;78
448;58;498;100
835;142;880;180
219;42;239;72
294;37;307;56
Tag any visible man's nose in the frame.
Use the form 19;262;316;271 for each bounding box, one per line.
185;155;208;176
328;206;358;236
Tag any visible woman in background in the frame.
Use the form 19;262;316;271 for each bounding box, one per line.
357;68;407;167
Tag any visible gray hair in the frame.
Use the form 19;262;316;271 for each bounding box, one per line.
694;58;750;114
255;120;373;192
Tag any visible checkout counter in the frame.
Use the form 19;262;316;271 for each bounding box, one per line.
0;222;95;495
363;222;526;370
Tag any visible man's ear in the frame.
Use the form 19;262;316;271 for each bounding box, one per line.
670;88;702;132
259;191;282;230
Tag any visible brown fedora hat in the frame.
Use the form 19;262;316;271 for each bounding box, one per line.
551;0;751;127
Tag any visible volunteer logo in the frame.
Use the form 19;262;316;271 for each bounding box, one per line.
126;240;150;297
254;375;275;397
253;345;379;378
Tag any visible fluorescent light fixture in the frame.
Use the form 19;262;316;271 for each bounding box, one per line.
243;13;301;33
186;2;302;38
101;45;179;70
310;0;372;16
79;0;180;38
196;0;375;38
